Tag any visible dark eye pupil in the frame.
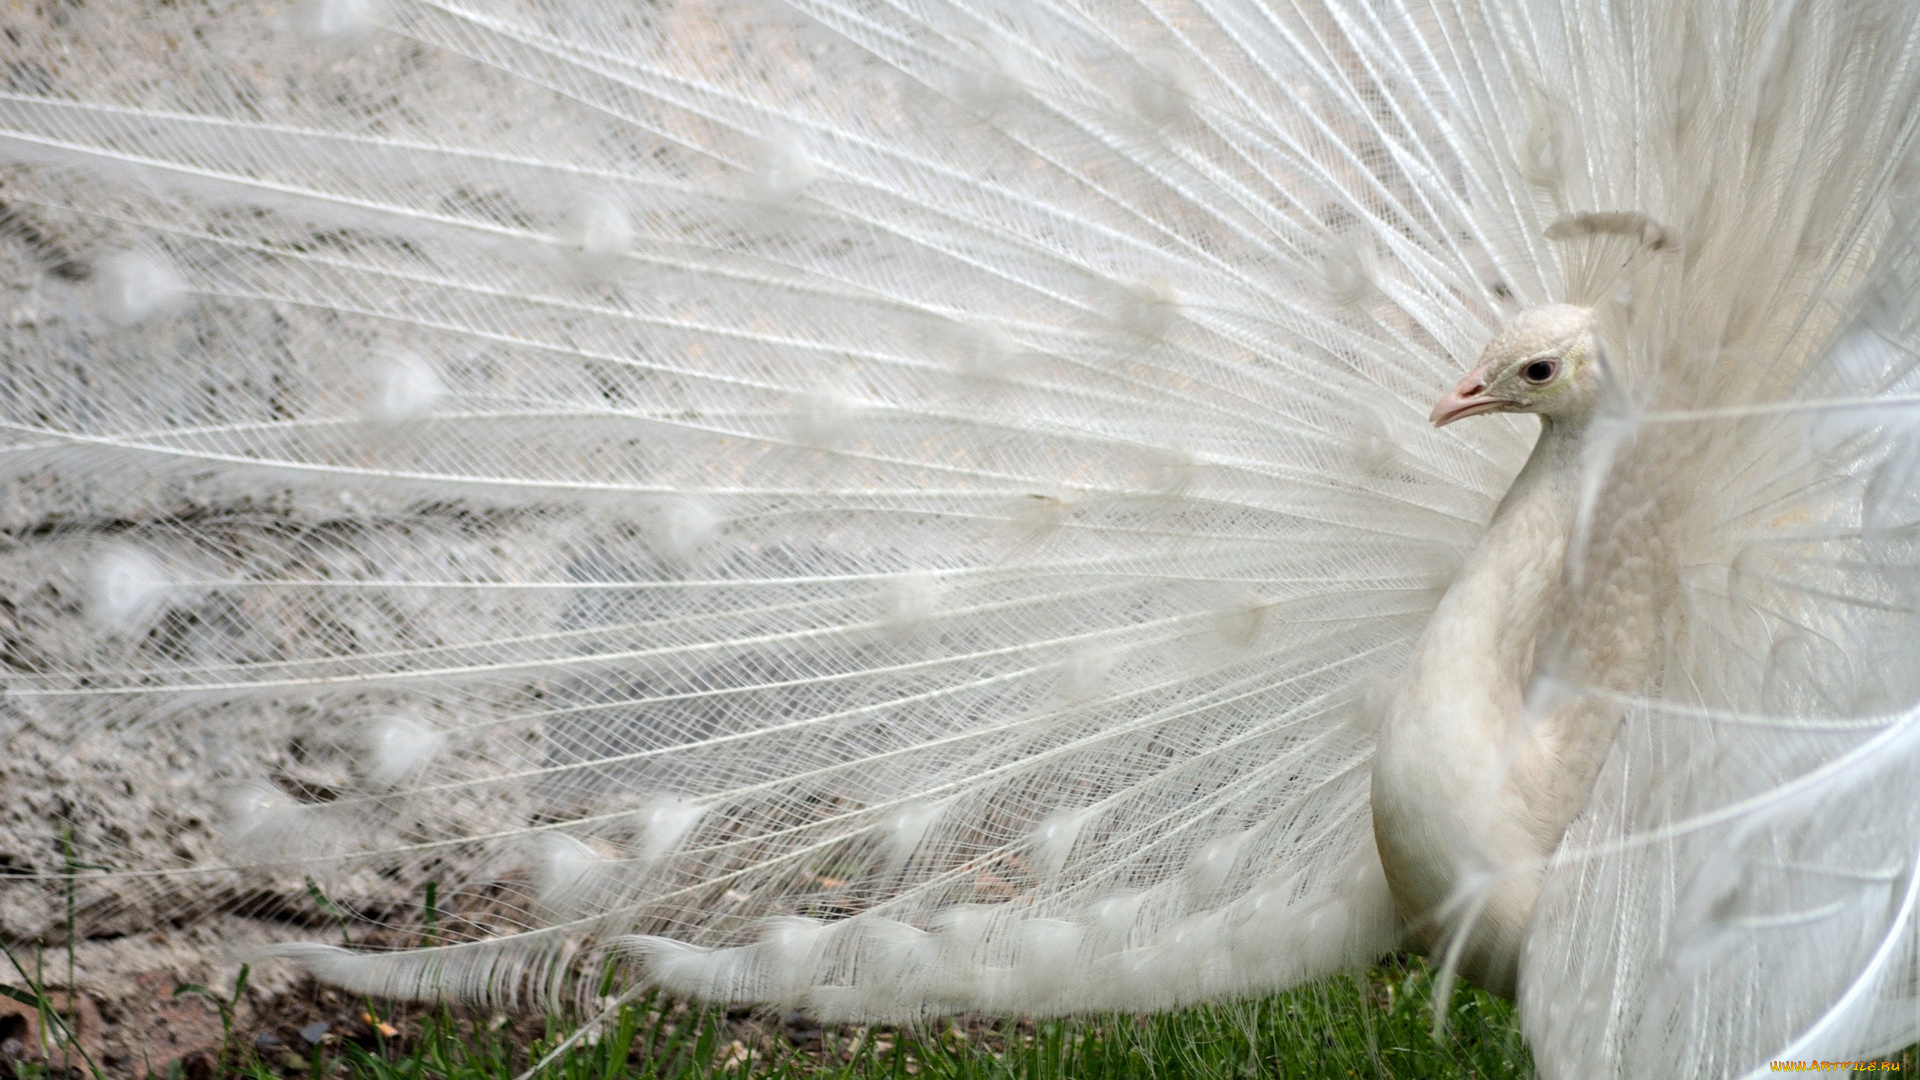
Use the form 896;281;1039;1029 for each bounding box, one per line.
1524;360;1556;383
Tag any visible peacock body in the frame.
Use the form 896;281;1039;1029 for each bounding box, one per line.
4;1;1920;1076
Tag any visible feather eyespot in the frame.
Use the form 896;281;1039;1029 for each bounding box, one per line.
1522;359;1558;384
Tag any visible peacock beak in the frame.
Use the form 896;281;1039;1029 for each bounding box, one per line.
1430;364;1508;427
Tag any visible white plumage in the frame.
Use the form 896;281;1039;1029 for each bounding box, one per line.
3;1;1919;1076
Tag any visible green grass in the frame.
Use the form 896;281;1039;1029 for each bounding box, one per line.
241;958;1533;1080
14;951;1919;1080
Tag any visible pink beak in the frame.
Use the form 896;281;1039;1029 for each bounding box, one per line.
1430;364;1506;427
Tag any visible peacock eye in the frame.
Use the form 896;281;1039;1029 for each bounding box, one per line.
1522;359;1558;384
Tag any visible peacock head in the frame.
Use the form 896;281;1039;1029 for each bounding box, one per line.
1430;304;1599;427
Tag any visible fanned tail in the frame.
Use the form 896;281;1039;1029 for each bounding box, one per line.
8;0;1920;1071
1;0;1520;1019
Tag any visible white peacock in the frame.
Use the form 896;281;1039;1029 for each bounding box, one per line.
3;1;1920;1077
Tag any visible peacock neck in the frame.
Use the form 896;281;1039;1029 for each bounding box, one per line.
1370;414;1591;996
1468;414;1586;675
